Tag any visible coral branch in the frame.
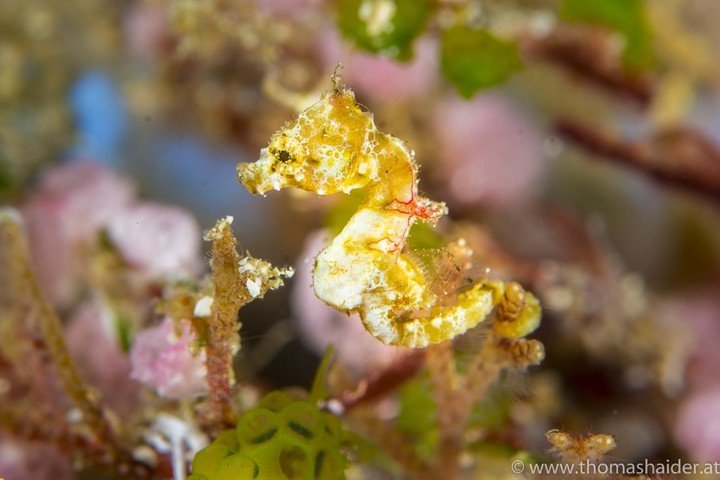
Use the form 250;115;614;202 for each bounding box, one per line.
336;349;426;411
521;24;653;105
425;333;545;478
201;216;292;431
426;342;463;479
202;217;243;429
464;335;545;402
0;208;118;454
0;407;160;479
352;413;435;480
556;120;720;203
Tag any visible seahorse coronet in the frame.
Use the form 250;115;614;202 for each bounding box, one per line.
238;86;541;347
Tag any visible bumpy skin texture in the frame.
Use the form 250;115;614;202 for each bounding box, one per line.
188;392;356;480
238;86;541;347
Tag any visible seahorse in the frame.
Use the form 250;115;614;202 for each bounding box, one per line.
237;84;540;347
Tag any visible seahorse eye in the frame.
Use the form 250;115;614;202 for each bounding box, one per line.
278;150;291;163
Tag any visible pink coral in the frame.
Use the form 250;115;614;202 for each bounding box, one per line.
124;3;172;61
130;317;207;399
64;302;138;412
432;95;546;208
319;29;438;103
291;230;407;374
0;437;74;480
21;162;204;306
668;295;720;389
106;202;203;278
675;387;720;461
671;293;720;461
255;0;325;17
22;161;135;307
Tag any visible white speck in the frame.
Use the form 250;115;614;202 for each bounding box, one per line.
145;431;169;452
144;413;208;480
0;207;22;224
326;399;345;415
67;408;83;423
238;257;253;273
246;278;261;297
543;136;564;158
530;12;556;37
167;328;181;344
132;445;158;467
193;296;214;317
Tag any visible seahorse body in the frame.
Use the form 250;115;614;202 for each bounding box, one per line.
238;87;540;347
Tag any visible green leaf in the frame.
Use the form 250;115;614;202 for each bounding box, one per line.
336;0;433;60
467;386;512;429
310;345;334;401
396;379;438;458
408;222;443;250
325;189;365;236
440;26;522;98
193;389;367;480
0;150;15;197
114;312;134;353
559;0;653;70
97;228;115;251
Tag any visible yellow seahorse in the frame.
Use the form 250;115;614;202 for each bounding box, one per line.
237;84;540;347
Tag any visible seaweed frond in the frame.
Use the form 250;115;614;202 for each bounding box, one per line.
199;216;293;431
0;208;120;460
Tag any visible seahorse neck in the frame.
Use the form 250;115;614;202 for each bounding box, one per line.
362;133;417;208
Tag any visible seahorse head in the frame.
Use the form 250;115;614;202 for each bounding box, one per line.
238;88;379;196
